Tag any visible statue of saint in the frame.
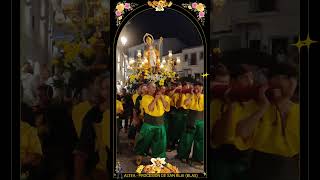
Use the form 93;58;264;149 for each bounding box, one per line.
143;33;163;73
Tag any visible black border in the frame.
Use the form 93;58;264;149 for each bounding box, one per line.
300;0;309;179
12;0;20;179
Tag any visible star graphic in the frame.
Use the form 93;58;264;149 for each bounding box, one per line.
291;35;304;52
302;33;318;49
201;73;209;78
203;172;207;176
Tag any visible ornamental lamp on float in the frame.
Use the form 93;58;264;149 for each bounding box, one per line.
137;50;142;57
162;57;166;64
168;50;173;58
129;57;135;65
144;57;148;64
176;57;181;64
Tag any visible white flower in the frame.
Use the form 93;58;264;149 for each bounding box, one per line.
151;158;166;168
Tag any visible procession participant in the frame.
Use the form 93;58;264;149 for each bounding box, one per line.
177;82;204;167
209;64;231;178
116;97;124;154
94;75;111;178
119;88;133;133
168;82;191;151
134;82;169;165
211;65;265;180
166;82;182;151
21;61;39;106
210;63;230;148
158;85;171;142
73;75;109;180
249;63;299;180
21;102;43;179
129;84;147;148
72;74;101;138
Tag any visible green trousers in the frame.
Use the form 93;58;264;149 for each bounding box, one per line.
134;122;167;158
208;146;251;180
177;119;204;161
168;108;188;148
164;113;170;136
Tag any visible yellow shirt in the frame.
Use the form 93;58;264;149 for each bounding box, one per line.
116;100;124;114
20;121;42;161
252;103;299;157
213;100;259;150
170;93;180;107
72;101;92;138
231;101;259;150
95;109;110;171
132;93;139;105
163;95;171;112
141;95;166;117
180;93;192;109
189;94;204;112
210;99;225;148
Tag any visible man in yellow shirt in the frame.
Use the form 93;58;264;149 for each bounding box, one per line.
166;82;182;151
177;82;204;166
134;82;169;165
210;65;264;180
249;63;299;180
158;85;171;142
167;82;190;151
21;103;43;179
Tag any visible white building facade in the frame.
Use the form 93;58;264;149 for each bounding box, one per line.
211;0;300;55
175;46;205;80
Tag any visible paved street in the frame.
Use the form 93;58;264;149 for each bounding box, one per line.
116;128;204;173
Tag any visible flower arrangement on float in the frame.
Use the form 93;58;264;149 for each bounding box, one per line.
136;158;179;174
126;66;179;92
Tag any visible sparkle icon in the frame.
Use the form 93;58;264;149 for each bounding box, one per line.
302;33;318;49
291;35;304;52
201;73;209;78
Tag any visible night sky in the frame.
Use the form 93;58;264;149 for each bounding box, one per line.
119;9;202;47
